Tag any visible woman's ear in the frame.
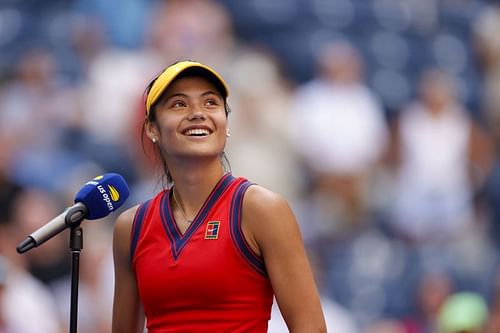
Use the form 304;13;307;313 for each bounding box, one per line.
145;121;159;143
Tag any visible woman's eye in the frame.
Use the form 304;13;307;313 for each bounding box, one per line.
205;99;218;106
172;101;186;108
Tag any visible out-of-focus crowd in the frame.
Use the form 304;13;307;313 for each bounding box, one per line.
1;0;500;332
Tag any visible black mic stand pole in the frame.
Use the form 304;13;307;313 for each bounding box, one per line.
65;205;87;333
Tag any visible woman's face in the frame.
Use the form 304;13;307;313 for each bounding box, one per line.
147;75;228;161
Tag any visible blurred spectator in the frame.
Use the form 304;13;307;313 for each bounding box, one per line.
290;40;389;237
485;300;500;333
473;1;500;126
482;105;500;249
437;291;488;333
224;48;302;201
484;266;500;333
319;226;415;326
0;47;83;192
400;269;454;333
146;0;235;67
0;257;10;333
78;46;152;146
363;319;406;333
73;0;151;49
0;157;23;227
387;68;493;244
9;188;70;285
0;256;63;333
268;296;358;333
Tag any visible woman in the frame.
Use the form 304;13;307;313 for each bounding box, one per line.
112;60;326;332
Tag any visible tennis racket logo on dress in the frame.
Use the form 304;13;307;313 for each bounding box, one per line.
205;221;220;239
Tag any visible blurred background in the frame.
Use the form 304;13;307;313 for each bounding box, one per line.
1;0;500;332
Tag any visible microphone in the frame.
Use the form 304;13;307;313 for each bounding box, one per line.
16;173;130;254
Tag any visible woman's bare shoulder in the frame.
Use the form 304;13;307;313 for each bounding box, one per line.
243;184;289;213
242;184;296;235
113;205;141;250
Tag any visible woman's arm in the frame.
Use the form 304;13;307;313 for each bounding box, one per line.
112;206;145;333
242;185;327;333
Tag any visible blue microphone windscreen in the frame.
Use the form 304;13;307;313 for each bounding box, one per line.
74;173;130;220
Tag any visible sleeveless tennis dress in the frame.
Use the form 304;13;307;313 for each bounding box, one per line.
130;174;273;332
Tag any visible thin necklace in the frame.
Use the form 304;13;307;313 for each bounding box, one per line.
172;189;193;224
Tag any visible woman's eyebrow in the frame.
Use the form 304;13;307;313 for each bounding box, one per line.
164;92;188;101
201;90;221;97
164;90;222;103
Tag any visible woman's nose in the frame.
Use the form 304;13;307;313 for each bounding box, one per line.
187;105;206;120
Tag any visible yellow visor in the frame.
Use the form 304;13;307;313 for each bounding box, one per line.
146;61;229;115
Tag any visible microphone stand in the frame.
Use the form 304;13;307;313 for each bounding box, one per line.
65;205;87;333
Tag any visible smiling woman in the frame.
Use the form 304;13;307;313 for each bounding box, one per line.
143;62;232;187
111;60;327;333
146;74;228;166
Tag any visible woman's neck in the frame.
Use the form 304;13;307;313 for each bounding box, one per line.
168;158;226;215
